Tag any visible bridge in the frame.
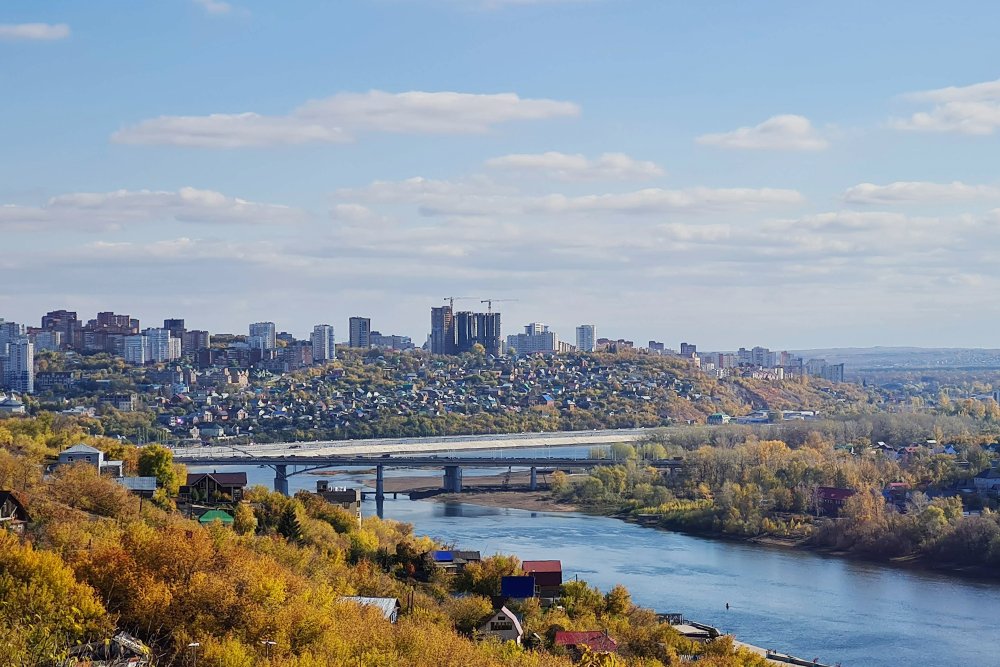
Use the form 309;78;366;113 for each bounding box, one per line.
171;452;683;497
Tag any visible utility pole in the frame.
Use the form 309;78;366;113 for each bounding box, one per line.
260;640;276;660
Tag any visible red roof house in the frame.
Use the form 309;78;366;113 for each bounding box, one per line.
555;631;618;653
522;560;562;590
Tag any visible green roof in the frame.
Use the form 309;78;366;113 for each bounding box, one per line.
198;509;234;524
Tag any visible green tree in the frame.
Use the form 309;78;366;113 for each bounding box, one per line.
137;443;181;495
233;503;258;535
277;502;302;543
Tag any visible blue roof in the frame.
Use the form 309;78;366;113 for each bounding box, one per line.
432;550;454;562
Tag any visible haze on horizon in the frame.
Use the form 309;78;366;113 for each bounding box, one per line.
3;0;1000;350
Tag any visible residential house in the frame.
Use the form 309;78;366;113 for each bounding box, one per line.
58;444;124;477
0;491;30;533
431;549;482;574
181;472;247;502
974;468;1000;494
113;477;158;498
316;482;362;524
814;487;857;517
554;631;618;655
478;606;523;644
340;596;401;623
707;413;730;425
522;560;562;595
500;576;536;599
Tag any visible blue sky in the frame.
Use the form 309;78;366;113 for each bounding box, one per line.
3;0;1000;350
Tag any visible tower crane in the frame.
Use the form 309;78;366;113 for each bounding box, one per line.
443;296;475;309
480;298;518;314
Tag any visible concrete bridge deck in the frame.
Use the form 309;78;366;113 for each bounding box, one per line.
169;428;648;461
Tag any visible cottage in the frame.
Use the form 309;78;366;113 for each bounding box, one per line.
814;487;856;517
58;444;124;477
113;477;158;498
316;481;362;524
181;472;247;502
522;560;562;595
554;631;618;655
340;596;401;623
500;575;536;599
0;491;30;533
431;549;482;574
478;606;523;644
974;468;1000;493
707;413;730;425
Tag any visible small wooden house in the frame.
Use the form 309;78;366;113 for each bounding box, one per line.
0;491;30;534
478;606;523;645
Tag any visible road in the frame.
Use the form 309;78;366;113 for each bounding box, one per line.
169;428;649;460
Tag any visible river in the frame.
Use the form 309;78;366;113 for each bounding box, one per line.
190;456;1000;667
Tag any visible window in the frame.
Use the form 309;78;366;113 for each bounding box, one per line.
85;456;92;462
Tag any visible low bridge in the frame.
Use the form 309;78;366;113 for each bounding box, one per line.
171;452;684;497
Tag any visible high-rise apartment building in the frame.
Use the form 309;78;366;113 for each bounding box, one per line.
182;330;210;354
507;323;558;355
163;319;186;342
3;337;34;394
33;331;62;352
454;311;502;356
41;310;77;349
124;335;151;365
145;328;181;362
430;306;456;355
369;332;414;350
349;317;371;349
576;325;596;352
680;342;697;356
311;324;336;361
248;322;276;350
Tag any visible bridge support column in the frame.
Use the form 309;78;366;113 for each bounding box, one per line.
274;465;289;496
444;465;463;493
530;466;537;491
376;464;385;502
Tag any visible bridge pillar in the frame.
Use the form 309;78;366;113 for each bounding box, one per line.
274;465;289;496
376;464;385;502
530;466;537;491
444;465;463;493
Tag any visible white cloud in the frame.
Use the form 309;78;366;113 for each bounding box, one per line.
695;115;828;151
0;187;307;231
337;177;802;217
894;78;1000;134
484;152;664;181
0;23;70;40
112;113;348;149
843;181;1000;204
193;0;232;14
112;91;581;148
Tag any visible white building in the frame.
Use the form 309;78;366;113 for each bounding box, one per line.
145;328;181;362
576;325;596;352
478;606;523;645
508;324;559;355
369;332;414;350
124;335;151;365
3;338;33;394
311;324;336;362
32;330;61;352
249;322;276;350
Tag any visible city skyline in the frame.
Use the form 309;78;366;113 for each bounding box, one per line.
4;2;1000;348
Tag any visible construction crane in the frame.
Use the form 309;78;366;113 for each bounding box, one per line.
443;296;475;309
480;298;518;314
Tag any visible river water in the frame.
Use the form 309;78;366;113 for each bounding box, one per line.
190;451;1000;667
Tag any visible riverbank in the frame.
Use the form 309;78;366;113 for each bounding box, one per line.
616;510;1000;582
